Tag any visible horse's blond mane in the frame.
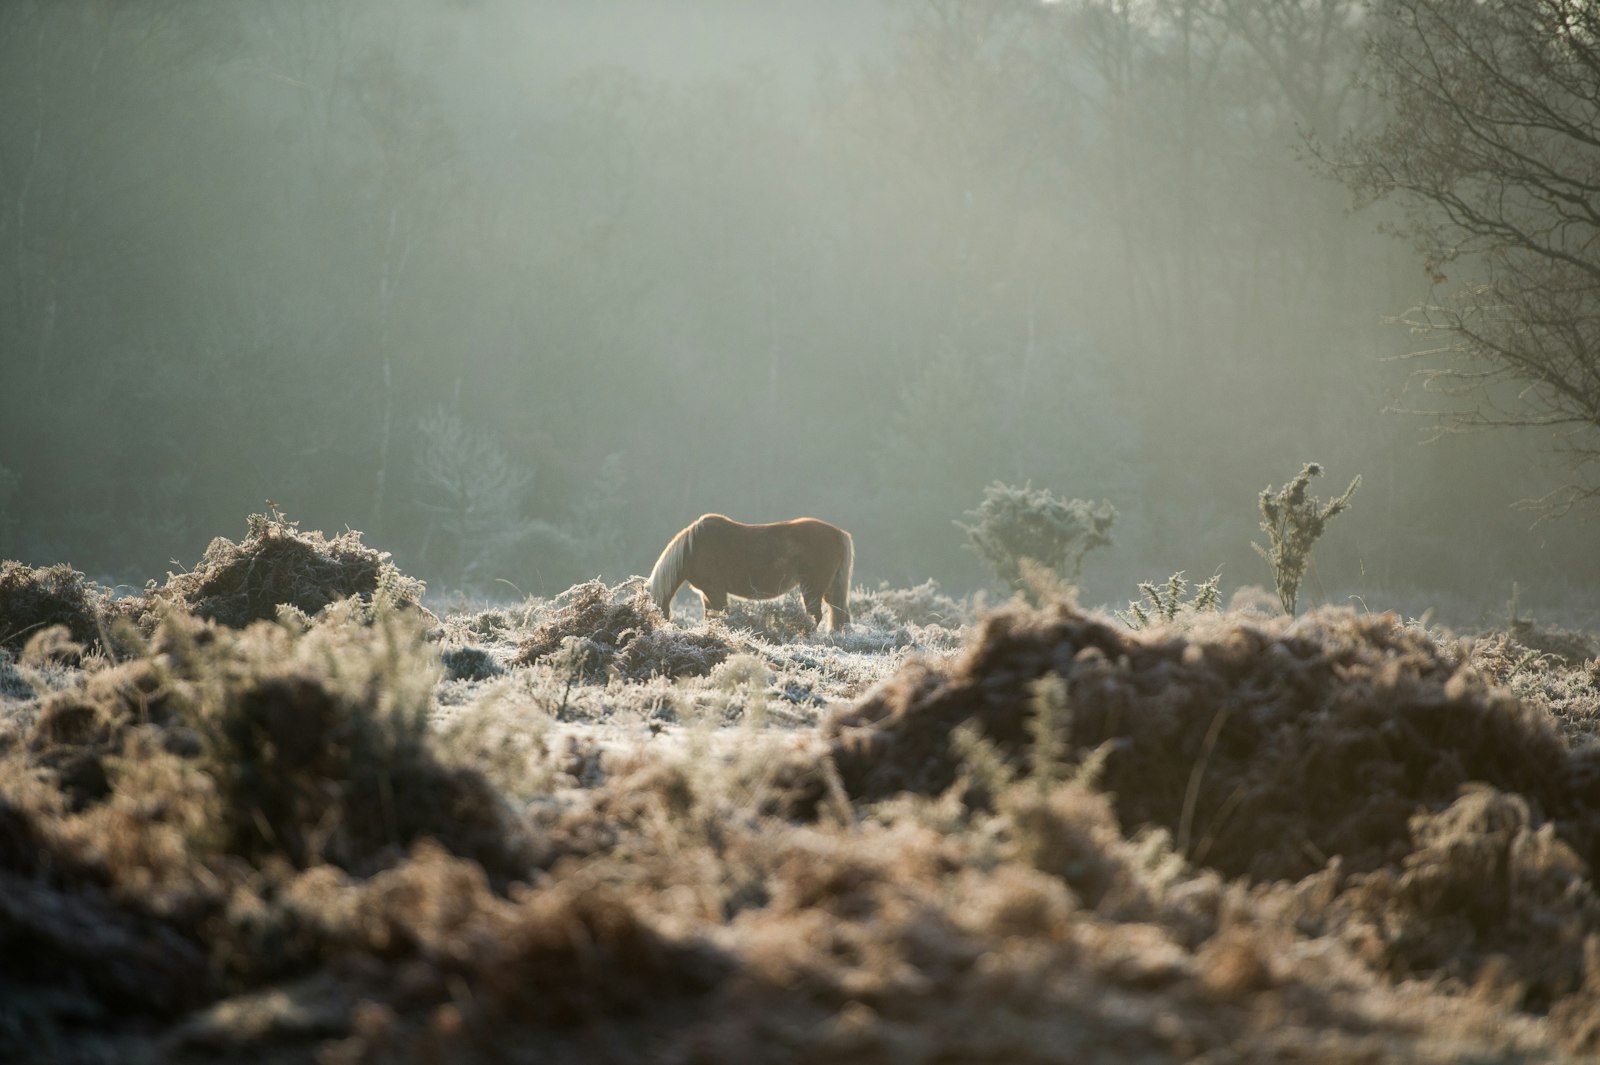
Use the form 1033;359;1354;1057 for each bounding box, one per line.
647;517;699;613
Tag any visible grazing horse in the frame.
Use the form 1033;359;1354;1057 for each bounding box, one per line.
647;514;854;631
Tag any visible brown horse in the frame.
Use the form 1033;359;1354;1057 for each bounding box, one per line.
647;514;854;631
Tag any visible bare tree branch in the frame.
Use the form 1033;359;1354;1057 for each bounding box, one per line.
1322;0;1600;511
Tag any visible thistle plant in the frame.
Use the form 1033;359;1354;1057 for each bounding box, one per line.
1115;570;1222;629
1253;463;1360;616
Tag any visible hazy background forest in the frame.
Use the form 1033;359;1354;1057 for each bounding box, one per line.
1;0;1594;622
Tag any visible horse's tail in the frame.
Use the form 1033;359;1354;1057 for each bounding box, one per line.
647;520;695;619
825;527;854;628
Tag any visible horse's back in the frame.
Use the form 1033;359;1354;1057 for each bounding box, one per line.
697;511;851;540
685;514;849;592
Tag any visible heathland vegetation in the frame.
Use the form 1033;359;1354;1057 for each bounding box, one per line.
2;507;1598;1062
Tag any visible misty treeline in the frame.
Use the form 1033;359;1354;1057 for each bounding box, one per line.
0;0;1594;615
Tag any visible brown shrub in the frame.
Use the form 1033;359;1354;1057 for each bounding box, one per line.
24;657;172;809
719;595;817;642
1470;629;1600;746
1333;786;1600;1011
1003;782;1143;914
0;608;544;1058
1505;618;1599;665
153;616;529;881
183;845;728;1062
0;561;109;651
0;867;213;1017
780;602;1587;884
144;511;426;629
613;626;735;680
513;579;735;680
0;751;216;1058
15;609;528;881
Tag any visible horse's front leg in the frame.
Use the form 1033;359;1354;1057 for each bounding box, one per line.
800;587;824;628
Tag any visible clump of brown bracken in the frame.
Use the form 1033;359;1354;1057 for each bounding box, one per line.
779;601;1589;883
142;509;428;630
512;579;738;681
0;560;111;652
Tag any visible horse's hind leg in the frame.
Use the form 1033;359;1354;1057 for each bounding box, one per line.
695;585;728;618
822;572;851;631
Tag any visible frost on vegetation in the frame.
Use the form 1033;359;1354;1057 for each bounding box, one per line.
855;578;972;628
1469;627;1600;745
957;480;1116;596
782;600;1597;886
0;560;114;654
718;595;823;642
434;696;567;800
1253;462;1360;616
7;527;1600;1061
1116;571;1222;630
512;578;739;682
0;512;435;659
1504;615;1600;667
1328;785;1600;1014
0;646;31;702
0;604;555;1059
144;609;525;877
754;597;1600;1052
144;510;429;630
710;586;961;657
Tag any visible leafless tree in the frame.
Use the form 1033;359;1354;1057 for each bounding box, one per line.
1326;0;1600;513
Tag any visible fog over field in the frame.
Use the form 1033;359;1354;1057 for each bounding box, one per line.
1;0;1595;621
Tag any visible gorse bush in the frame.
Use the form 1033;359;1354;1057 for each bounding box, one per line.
957;482;1116;597
1115;571;1222;629
1253;463;1360;616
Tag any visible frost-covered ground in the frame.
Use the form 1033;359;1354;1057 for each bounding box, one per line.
424;579;971;804
3;519;1600;1063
